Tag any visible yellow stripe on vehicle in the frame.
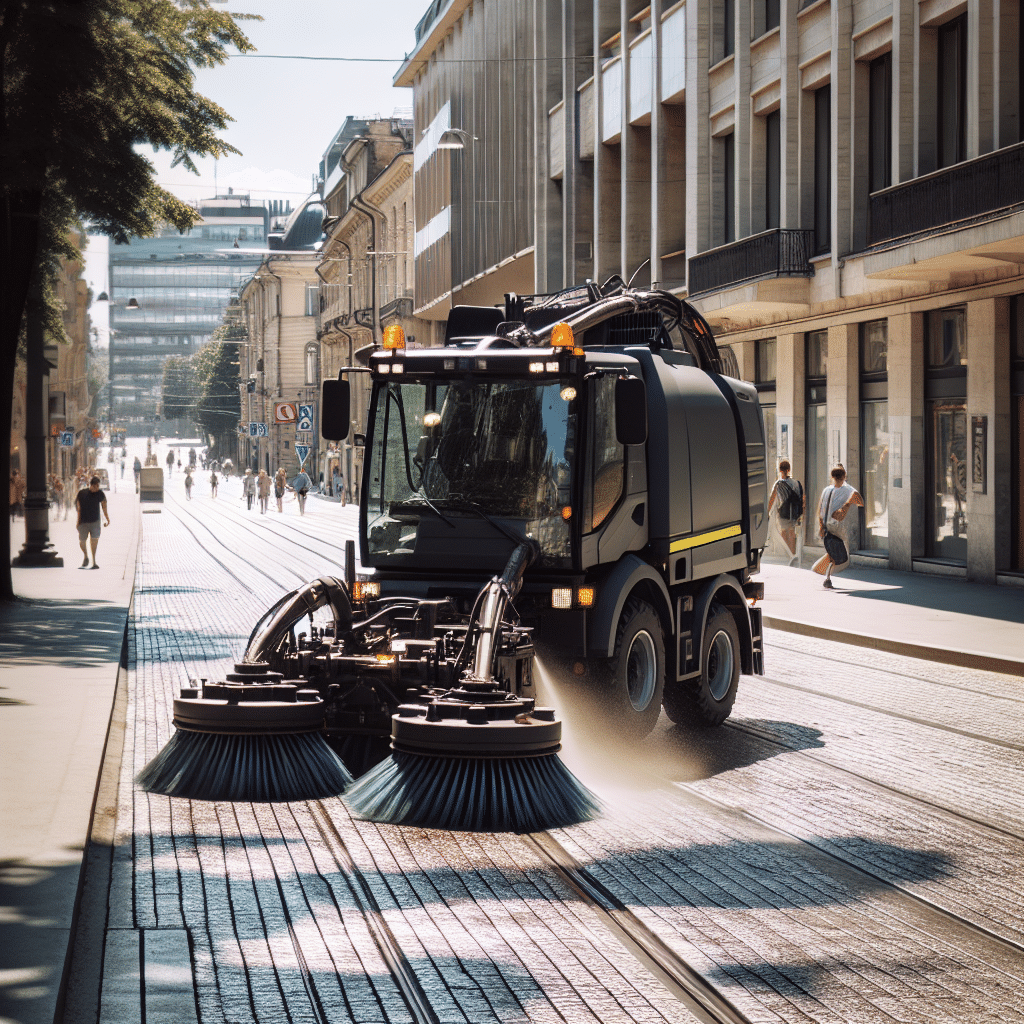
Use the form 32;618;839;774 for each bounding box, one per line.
669;524;742;553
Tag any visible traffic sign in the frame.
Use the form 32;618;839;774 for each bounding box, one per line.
274;402;297;424
295;444;311;466
248;422;268;437
59;431;74;447
297;404;315;432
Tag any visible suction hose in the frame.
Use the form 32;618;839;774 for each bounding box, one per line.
244;575;353;664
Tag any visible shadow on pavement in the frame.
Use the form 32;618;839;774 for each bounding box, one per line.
0;599;126;668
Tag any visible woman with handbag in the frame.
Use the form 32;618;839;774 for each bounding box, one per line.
814;463;864;589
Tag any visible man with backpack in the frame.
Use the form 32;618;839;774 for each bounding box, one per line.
769;459;804;567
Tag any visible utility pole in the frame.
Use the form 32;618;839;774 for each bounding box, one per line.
13;272;63;567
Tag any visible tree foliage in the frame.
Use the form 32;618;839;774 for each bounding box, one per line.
191;335;241;458
160;354;195;422
0;0;256;598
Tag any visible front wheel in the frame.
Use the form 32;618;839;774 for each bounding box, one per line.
663;603;740;727
602;598;666;738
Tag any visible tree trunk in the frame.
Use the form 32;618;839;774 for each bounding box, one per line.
0;187;44;600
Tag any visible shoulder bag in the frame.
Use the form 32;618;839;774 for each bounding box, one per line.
822;487;847;564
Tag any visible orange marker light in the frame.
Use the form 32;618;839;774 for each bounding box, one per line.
382;324;406;350
551;322;574;349
561;506;572;521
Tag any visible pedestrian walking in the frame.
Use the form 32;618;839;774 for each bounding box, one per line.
332;465;346;506
274;468;287;512
75;475;109;569
165;449;175;476
291;467;312;515
119;455;126;479
768;459;804;566
51;475;66;520
184;469;194;500
133;456;142;492
242;468;256;510
210;470;219;497
257;469;271;514
813;463;864;589
9;469;25;520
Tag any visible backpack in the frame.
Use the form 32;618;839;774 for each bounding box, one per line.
777;478;803;521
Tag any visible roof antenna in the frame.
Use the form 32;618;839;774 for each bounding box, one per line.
627;258;651;289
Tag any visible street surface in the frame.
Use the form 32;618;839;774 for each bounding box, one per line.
65;443;1024;1023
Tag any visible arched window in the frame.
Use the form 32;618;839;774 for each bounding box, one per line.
305;342;318;385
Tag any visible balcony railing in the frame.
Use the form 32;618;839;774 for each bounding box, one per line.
869;141;1024;246
688;228;814;295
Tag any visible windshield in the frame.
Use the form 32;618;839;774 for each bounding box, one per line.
365;380;576;567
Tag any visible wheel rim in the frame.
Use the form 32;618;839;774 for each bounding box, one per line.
625;630;657;712
706;630;735;701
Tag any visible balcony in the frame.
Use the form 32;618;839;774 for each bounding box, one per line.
869;141;1024;246
688;229;814;296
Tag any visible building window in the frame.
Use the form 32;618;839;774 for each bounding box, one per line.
764;0;779;33
925;307;968;561
814;85;831;254
806;330;828;545
869;53;892;193
766;110;780;230
860;320;889;553
719;345;740;378
756;339;777;488
722;132;735;244
938;16;967;169
305;343;318;386
722;1;734;59
756;338;776;385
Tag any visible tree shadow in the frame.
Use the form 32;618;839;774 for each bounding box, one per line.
0;598;126;667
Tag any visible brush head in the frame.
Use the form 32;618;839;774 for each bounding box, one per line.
135;729;353;802
343;749;600;832
136;664;353;802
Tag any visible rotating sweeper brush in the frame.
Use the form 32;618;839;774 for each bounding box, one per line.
135;661;353;802
343;542;599;831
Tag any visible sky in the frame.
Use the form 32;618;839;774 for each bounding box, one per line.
86;0;429;342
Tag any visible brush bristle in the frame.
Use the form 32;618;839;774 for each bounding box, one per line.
136;729;353;802
343;750;600;832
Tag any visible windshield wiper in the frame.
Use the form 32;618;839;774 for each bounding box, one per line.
452;499;528;547
391;492;456;529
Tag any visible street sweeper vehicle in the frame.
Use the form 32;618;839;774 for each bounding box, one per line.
138;277;768;831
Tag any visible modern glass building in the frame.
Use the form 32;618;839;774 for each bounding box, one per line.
108;194;270;433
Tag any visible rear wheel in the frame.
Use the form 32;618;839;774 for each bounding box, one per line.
663;603;740;726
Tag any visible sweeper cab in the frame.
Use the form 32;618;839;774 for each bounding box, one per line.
138;278;767;829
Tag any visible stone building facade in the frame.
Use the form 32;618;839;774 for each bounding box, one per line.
399;0;1024;584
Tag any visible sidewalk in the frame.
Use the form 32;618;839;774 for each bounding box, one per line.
758;556;1024;676
1;489;139;1024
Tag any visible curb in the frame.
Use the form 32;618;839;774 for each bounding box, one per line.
762;615;1024;678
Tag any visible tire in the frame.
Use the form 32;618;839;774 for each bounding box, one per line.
596;597;666;738
662;603;740;727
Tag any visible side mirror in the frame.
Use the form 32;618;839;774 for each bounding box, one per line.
321;377;350;440
615;375;647;445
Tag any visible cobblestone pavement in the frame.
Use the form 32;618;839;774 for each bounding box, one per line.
71;478;1024;1023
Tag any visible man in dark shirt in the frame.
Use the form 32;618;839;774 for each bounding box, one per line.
76;475;110;569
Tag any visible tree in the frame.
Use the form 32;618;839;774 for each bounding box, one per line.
1;0;255;599
191;334;241;459
161;354;195;422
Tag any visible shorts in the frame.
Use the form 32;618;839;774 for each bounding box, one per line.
78;520;101;540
